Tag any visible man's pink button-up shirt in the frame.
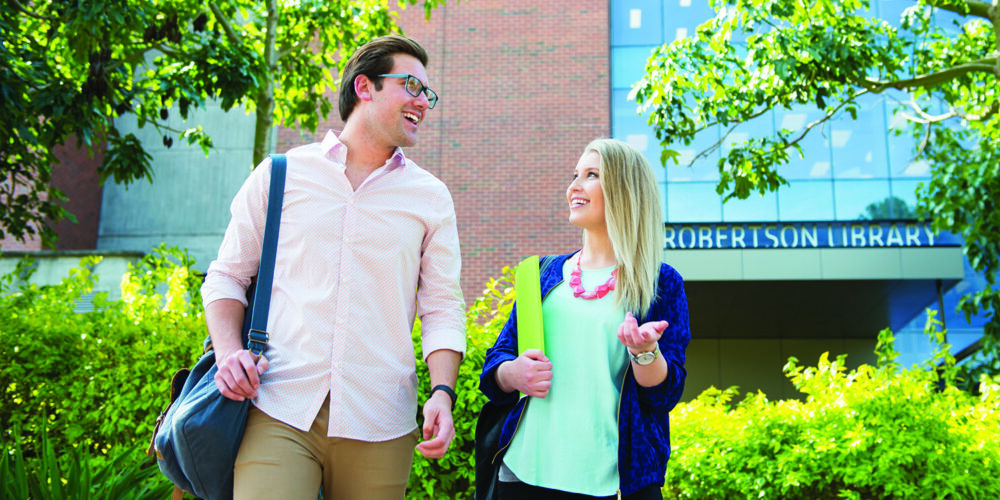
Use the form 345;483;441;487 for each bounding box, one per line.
202;130;466;441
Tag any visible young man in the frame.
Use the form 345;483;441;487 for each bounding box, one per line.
200;35;466;499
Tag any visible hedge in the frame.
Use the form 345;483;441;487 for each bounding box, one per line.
662;326;1000;499
0;246;511;498
3;249;999;499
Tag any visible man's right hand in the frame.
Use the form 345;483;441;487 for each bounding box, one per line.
214;349;269;401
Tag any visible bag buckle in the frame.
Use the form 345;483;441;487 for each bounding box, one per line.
247;329;269;356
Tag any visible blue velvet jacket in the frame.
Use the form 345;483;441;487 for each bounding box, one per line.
479;252;691;496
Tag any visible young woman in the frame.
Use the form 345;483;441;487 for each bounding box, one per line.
479;139;691;500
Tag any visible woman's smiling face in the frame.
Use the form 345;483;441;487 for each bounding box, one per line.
567;151;606;231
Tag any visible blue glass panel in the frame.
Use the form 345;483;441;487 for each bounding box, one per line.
777;181;835;221
831;94;889;179
886;112;930;178
834;179;891;220
659;182;669;221
722;111;775;157
722;189;778;222
876;0;915;25
888;179;922;218
668;123;721;182
661;0;716;43
774;104;834;180
895;255;987;366
667;182;722;222
611;90;666;182
611;46;658;89
612;89;651;137
611;0;664;45
932;5;967;36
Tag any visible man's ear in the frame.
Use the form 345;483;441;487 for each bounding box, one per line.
355;74;373;102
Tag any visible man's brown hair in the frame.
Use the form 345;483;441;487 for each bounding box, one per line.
339;35;429;121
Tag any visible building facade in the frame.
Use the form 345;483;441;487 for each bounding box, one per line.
4;0;987;401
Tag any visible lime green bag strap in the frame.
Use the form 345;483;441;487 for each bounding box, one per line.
514;255;556;355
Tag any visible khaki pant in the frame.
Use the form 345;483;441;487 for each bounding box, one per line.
233;399;418;500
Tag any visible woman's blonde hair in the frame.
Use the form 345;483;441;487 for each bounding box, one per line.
584;138;663;318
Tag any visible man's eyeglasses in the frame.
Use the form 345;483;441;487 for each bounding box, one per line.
378;74;438;109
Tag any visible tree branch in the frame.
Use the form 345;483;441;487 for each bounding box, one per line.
11;0;59;21
277;37;313;60
153;43;182;58
956;100;1000;121
902;97;957;124
698;105;771;137
866;56;1000;91
210;3;242;44
924;0;994;20
684;106;773;165
784;91;867;149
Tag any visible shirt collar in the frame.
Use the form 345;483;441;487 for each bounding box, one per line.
321;130;407;170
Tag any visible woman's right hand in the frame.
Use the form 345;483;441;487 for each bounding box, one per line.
497;349;553;398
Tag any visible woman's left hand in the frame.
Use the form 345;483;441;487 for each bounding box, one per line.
617;312;669;353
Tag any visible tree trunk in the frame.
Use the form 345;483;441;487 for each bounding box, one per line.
252;0;279;167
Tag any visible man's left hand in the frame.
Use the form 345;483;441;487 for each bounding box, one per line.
416;390;455;458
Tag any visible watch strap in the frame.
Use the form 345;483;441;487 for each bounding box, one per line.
430;384;458;408
628;344;660;365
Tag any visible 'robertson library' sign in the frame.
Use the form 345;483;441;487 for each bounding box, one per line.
664;221;962;250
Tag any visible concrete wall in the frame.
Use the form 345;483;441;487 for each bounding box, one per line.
0;251;145;309
97;102;259;270
683;337;877;402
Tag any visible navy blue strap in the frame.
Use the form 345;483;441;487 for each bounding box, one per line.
246;154;286;355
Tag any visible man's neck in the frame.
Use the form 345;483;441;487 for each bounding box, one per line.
338;125;395;173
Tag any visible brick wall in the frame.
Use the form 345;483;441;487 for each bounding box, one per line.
0;143;103;251
51;142;103;250
278;0;610;301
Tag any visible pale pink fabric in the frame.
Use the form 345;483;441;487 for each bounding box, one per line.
202;130;466;441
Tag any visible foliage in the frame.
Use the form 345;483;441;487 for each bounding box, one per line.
861;195;916;220
0;245;206;456
7;251;1000;498
0;246;515;498
407;265;516;499
662;325;1000;499
633;0;1000;373
1;424;173;500
0;0;455;247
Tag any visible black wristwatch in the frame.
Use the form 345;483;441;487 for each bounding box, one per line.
430;384;458;408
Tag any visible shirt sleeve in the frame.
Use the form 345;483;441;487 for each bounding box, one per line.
480;304;520;405
201;157;272;308
416;186;467;360
634;264;691;412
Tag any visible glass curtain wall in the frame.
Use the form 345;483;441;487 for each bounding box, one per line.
609;0;986;364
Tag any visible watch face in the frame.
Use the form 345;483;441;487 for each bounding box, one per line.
633;351;657;365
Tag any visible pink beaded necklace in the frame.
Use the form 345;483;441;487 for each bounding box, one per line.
569;252;617;300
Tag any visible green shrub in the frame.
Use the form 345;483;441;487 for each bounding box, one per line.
1;423;173;500
407;266;515;499
663;325;1000;499
7;250;1000;500
1;247;516;499
0;245;205;456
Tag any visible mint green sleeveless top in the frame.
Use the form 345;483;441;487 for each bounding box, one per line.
502;260;627;496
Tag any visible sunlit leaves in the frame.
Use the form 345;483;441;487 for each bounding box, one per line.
2;0;451;246
634;0;1000;372
664;328;1000;498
